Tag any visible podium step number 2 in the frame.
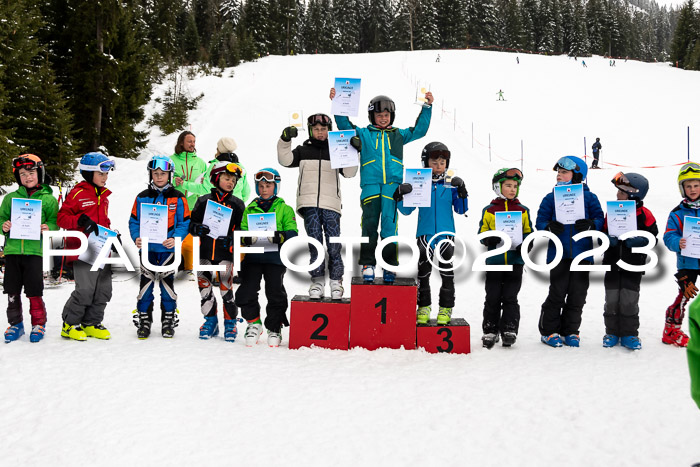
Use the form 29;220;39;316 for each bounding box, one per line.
289;295;351;350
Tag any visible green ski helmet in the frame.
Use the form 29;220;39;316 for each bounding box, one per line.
492;168;523;198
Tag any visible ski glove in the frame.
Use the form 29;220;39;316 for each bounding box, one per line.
241;236;257;246
216;236;232;250
77;214;99;236
281;126;298;142
191;223;210;237
271;231;285;244
451;177;468;198
393;183;413;202
350;136;362;152
574;218;596;232
482;236;501;248
624;236;647;248
545;220;564;235
675;271;699;299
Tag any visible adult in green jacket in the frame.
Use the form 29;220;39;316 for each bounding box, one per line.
689;297;700;409
187;137;252;203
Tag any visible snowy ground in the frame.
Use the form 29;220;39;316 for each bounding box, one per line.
1;50;700;466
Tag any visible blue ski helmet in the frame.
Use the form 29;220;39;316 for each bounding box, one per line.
79;152;115;183
553;156;587;183
253;167;281;196
612;172;649;201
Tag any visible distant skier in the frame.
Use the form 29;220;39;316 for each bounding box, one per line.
436;54;441;63
516;56;520;64
591;138;602;168
497;89;505;101
582;60;587;68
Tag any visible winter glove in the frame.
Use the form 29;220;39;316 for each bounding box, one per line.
574;218;596;232
191;223;210;237
350;136;362;152
281;126;298;142
271;231;285;244
451;177;468;199
482;236;501;248
624;236;648;248
675;271;699;299
392;183;413;202
241;236;257;246
77;214;99;236
608;236;619;248
216;236;232;250
545;220;564;236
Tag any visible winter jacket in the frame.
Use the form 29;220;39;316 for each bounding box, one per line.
592;141;602;155
277;137;358;216
0;184;59;256
189;189;245;262
663;200;700;270
477;197;533;265
57;181;112;264
689;297;700;409
335;105;431;199
170;151;208;209
128;184;191;253
187;157;252;203
603;202;658;271
397;178;468;244
535;184;605;263
241;196;298;266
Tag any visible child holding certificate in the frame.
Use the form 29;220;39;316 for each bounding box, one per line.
188;162;245;341
236;168;298;347
395;143;468;326
128;155;191;339
1;155;58;343
57;152;116;341
601;172;657;350
477;168;532;348
277;113;357;300
661;162;700;347
535;156;604;348
330;88;433;283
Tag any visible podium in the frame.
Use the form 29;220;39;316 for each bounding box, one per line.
289;295;351;350
416;318;471;354
349;277;417;350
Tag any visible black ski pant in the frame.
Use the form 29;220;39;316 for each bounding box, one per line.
538;259;590;336
4;255;45;326
416;235;455;308
235;262;289;333
603;269;642;336
482;265;524;335
592;154;600;168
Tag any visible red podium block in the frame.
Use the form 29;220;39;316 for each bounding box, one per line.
289;295;351;350
417;318;471;354
349;277;417;350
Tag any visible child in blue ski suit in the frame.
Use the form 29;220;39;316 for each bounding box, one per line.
330;87;433;282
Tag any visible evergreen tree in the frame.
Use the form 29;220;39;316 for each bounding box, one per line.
414;0;440;50
670;0;699;68
520;0;539;51
560;0;575;54
241;0;272;56
333;0;362;53
585;0;606;54
570;0;590;56
538;0;556;53
140;0;183;61
436;0;468;49
466;0;497;46
184;12;202;63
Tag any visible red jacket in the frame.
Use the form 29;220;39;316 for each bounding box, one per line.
57;181;112;264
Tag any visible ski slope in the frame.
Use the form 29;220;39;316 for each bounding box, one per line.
1;50;700;466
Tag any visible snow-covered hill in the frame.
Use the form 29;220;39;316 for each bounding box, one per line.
2;50;700;466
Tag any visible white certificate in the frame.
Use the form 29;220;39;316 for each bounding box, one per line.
203;200;233;239
10;198;42;240
331;77;361;116
78;225;117;268
402;168;432;208
328;130;359;169
682;216;700;259
495;211;523;249
606;201;636;237
553;184;585;225
247;212;277;252
140;203;168;244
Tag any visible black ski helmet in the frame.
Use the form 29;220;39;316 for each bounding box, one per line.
421;142;451;168
611;172;649;201
368;95;396;126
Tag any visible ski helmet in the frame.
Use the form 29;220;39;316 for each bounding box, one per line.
217;152;239;163
492;168;524;198
553;156;587;183
611;172;648;201
210;162;243;187
421;142;451;168
368;95;396;126
78;152;115;183
12;154;46;185
677;162;700;198
147;155;174;181
253;167;281;196
307;113;333;131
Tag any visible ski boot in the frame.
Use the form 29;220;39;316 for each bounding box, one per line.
199;315;219;339
502;332;517;347
224;318;243;342
245;323;263;347
362;265;375;282
162;310;177;338
602;334;619;348
83;324;111;340
133;310;152;339
416;306;431;325
541;333;563;347
309;276;325;300
61;322;87;341
4;322;25;343
620;335;642;350
563;334;580;347
482;333;499;349
382;269;396;284
436;307;452;325
268;329;282;347
30;325;46;343
662;323;689;347
330;280;344;300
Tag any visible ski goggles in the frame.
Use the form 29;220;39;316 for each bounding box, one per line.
147;158;174;172
79;159;116;173
501;168;524;180
368;99;395;113
611;172;639;193
12;156;42;171
679;162;700;177
427;149;451;159
254;170;280;183
307;113;332;127
553;157;579;172
225;163;243;178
